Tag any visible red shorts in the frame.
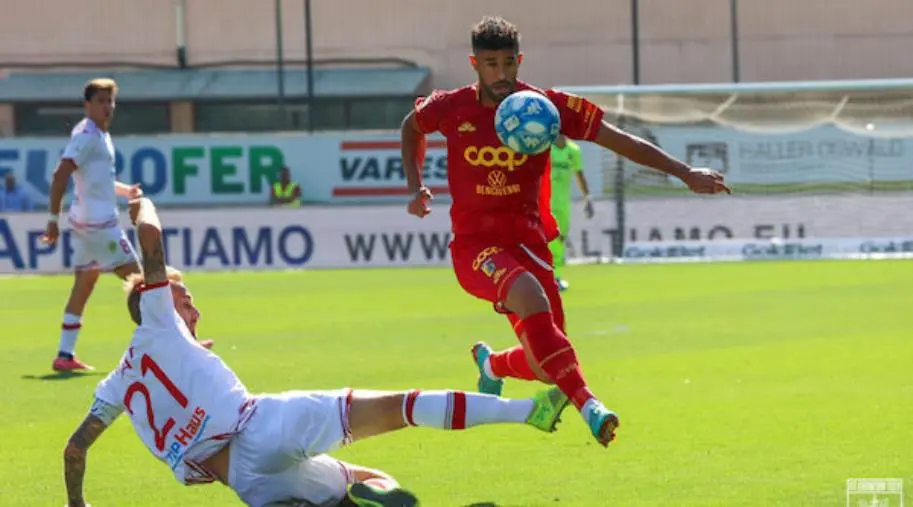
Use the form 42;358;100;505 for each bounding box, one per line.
450;236;566;333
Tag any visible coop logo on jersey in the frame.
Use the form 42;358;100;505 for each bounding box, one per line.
165;407;211;469
463;146;528;171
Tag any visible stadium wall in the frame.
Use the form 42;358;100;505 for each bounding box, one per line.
2;0;913;87
2;125;913;207
2;197;912;275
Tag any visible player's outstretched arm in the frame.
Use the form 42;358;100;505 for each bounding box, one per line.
128;197;167;285
63;414;109;507
593;121;730;194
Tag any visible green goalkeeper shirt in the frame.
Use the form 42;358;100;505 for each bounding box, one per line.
549;140;583;210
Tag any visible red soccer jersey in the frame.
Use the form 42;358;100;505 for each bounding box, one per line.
414;80;604;245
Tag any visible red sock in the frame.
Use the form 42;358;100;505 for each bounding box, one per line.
521;311;595;409
489;345;538;380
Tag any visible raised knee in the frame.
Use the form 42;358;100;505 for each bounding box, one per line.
504;273;550;318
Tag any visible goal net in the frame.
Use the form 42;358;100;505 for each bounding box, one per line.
557;79;913;263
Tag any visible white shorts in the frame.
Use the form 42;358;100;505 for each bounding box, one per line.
228;390;355;507
70;226;138;272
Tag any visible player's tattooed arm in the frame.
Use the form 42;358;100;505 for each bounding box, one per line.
64;414;109;507
595;121;730;194
594;121;691;180
129;197;167;285
401;110;426;194
401;110;434;217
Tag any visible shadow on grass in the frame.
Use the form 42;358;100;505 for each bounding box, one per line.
21;371;104;381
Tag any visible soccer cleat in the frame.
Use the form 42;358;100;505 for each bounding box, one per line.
52;356;94;372
525;386;571;433
470;341;504;396
585;401;620;447
347;481;418;507
556;277;569;292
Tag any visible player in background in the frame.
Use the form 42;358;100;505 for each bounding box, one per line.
548;134;594;291
41;79;212;373
61;196;572;507
41;78;140;372
400;16;730;447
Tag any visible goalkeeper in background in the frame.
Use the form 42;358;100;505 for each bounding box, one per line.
549;134;594;291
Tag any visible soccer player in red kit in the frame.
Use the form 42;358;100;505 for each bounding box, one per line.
400;16;730;447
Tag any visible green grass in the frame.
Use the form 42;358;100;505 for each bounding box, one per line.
1;261;912;506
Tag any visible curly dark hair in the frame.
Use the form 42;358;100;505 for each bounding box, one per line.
471;16;520;53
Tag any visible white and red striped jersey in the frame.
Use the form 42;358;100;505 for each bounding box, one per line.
61;118;119;229
91;282;257;485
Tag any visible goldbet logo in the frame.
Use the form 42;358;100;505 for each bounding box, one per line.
463;146;527;171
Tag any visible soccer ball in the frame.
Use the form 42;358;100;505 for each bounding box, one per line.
494;90;561;155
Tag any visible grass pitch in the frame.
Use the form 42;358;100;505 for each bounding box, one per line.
1;260;911;506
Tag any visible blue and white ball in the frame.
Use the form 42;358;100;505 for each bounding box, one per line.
494;90;561;155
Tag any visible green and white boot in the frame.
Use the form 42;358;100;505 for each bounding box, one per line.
525;386;571;433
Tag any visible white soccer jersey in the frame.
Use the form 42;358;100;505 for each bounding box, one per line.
61;118;119;228
91;282;256;485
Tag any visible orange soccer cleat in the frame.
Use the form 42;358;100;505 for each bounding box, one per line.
52;355;95;372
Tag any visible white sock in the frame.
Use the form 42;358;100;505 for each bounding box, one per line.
581;397;599;418
59;313;82;356
402;390;533;429
482;358;501;380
